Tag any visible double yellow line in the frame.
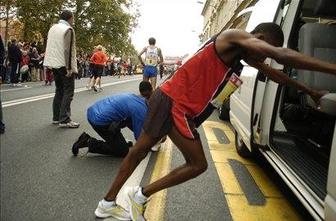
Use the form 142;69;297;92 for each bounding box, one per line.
144;120;302;221
144;138;173;221
203;121;302;221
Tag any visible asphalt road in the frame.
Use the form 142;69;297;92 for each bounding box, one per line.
0;75;314;221
1;76;144;221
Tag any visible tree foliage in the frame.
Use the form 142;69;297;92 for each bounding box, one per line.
12;0;138;56
16;0;64;43
1;0;19;43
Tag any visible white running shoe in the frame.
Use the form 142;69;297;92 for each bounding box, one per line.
95;200;131;220
126;186;147;221
59;121;80;128
92;85;98;92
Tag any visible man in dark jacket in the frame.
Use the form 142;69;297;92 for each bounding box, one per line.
0;35;4;80
0;35;5;134
7;39;22;85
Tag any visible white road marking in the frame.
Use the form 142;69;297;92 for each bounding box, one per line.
1;85;31;92
3;78;142;108
3;76;150;214
3;76;150;210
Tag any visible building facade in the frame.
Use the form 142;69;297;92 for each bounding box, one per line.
201;0;258;42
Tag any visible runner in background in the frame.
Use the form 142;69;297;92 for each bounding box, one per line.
138;37;163;89
90;45;108;92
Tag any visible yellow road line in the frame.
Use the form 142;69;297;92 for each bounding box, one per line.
203;121;302;221
144;138;173;221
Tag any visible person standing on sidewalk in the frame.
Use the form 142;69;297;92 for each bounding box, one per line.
0;35;5;84
138;37;163;89
7;39;22;86
0;76;4;134
44;67;54;86
0;36;4;133
44;10;79;128
29;47;40;82
89;45;108;92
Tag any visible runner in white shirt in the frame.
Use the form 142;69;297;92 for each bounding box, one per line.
138;37;164;89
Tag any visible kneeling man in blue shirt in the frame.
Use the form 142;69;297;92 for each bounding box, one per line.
72;81;153;157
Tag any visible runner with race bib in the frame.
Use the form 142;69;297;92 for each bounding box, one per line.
138;37;164;89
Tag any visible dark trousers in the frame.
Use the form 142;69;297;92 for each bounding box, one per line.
0;98;4;133
10;62;19;84
0;65;5;83
88;123;131;157
52;67;75;123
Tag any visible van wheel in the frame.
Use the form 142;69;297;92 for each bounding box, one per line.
235;131;252;158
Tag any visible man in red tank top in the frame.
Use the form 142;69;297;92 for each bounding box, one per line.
94;23;336;220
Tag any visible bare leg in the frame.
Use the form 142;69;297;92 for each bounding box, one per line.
104;132;158;201
89;77;95;88
86;78;92;88
149;76;157;89
95;77;101;88
143;126;207;197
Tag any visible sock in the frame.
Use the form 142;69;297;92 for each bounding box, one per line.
102;199;116;208
134;187;148;204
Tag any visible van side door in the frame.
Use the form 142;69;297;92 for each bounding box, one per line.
251;0;301;146
230;0;282;151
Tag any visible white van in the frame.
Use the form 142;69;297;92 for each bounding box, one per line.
229;0;336;220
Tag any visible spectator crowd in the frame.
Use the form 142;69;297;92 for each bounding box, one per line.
0;37;139;86
1;39;52;86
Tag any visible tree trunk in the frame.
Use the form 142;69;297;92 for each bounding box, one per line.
5;0;10;44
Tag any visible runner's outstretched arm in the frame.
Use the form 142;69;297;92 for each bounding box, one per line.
233;37;336;76
248;61;325;103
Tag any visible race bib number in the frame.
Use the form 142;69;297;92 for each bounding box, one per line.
145;48;158;66
145;57;156;65
211;73;243;108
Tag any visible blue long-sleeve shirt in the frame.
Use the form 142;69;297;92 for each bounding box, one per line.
87;93;147;140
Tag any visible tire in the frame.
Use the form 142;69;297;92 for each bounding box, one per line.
219;100;230;121
235;130;253;158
